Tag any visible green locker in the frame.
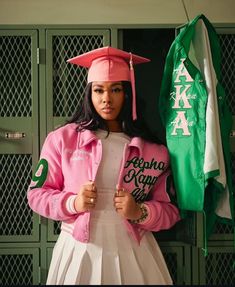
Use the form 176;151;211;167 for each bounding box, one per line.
0;30;39;243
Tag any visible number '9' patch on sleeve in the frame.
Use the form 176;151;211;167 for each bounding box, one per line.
30;158;48;189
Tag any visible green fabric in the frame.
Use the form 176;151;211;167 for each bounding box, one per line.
159;14;234;238
31;158;48;189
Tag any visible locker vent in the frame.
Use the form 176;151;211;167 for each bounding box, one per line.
0;36;32;117
0;154;33;236
231;152;235;184
0;254;33;284
213;152;235;235
219;34;235;114
162;251;177;284
205;251;234;285
54;220;61;235
52;35;104;117
213;222;234;235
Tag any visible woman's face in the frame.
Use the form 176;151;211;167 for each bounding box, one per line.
91;81;125;131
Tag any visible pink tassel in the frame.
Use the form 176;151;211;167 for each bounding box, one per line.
129;53;137;120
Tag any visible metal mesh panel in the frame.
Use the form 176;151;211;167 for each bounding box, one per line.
213;32;235;236
213;222;234;235
54;220;61;235
231;152;235;186
52;35;104;117
218;34;235;115
218;33;234;235
0;36;32;117
0;253;33;284
205;251;235;285
174;211;197;245
212;152;235;235
162;251;177;284
0;154;33;236
155;211;197;245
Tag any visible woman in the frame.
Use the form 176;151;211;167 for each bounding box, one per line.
27;46;180;285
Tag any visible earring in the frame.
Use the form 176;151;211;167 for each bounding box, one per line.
122;121;126;131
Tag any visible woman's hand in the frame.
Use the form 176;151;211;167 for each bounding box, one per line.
74;181;97;212
113;187;142;220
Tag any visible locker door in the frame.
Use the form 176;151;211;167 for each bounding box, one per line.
209;30;235;241
0;248;40;285
160;244;188;285
197;245;235;285
0;30;39;242
44;29;110;241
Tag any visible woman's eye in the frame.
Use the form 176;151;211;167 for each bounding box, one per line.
94;89;103;94
93;86;123;94
112;87;122;93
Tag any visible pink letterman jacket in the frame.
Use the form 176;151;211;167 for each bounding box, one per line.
27;123;180;243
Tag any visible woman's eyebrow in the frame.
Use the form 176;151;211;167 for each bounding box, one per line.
92;84;104;88
110;83;123;87
93;83;123;88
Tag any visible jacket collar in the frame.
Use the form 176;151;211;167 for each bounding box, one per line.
78;129;98;148
129;136;144;157
78;129;144;156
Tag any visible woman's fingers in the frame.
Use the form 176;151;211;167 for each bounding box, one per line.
82;181;97;203
74;181;97;212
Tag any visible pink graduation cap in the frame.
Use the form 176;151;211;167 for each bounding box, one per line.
67;46;150;120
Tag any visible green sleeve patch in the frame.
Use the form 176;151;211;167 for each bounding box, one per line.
30;158;48;189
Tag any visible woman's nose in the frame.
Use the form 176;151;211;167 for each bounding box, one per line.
102;91;111;103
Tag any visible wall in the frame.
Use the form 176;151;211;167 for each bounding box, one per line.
0;0;234;26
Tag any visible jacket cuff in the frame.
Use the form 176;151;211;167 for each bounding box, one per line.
130;203;151;225
65;195;77;214
139;203;151;225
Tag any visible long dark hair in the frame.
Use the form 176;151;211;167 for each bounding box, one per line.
67;81;162;144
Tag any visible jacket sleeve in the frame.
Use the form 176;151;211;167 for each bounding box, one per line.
139;167;181;231
27;131;77;221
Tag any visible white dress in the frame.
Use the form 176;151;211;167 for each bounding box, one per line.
46;130;172;285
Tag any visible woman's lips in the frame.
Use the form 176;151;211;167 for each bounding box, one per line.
102;107;113;113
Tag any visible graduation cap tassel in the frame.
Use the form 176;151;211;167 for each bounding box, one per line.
129;53;137;121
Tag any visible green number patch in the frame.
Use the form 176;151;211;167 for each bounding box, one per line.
31;158;48;189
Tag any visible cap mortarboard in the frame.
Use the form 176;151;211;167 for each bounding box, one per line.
67;46;150;120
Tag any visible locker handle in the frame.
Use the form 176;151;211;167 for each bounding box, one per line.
4;132;26;139
230;130;235;137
